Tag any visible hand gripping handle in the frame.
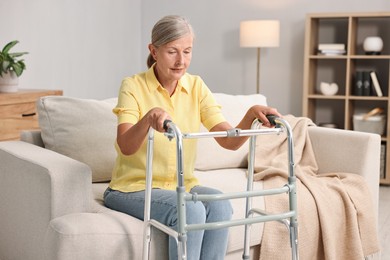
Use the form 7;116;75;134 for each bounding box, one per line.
163;119;173;132
265;114;278;126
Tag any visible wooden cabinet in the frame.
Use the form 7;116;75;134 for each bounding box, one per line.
302;12;390;185
0;89;62;141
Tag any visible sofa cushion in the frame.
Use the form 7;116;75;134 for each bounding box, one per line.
44;211;169;260
195;93;267;170
37;96;117;182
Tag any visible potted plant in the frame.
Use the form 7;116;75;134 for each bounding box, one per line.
0;40;28;93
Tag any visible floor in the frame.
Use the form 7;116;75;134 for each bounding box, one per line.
379;185;390;259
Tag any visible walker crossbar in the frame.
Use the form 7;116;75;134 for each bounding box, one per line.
186;184;290;202
184;211;296;231
176;127;283;139
143;116;299;260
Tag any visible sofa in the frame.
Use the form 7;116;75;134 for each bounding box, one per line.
0;93;380;260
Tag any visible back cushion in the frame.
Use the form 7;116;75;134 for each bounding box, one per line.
195;93;267;170
37;96;117;182
36;93;268;181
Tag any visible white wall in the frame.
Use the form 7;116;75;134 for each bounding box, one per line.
141;0;390;115
0;0;141;99
1;0;390;115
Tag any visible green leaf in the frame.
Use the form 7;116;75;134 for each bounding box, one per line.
2;60;10;71
12;63;23;77
18;60;26;70
9;52;29;58
2;40;18;54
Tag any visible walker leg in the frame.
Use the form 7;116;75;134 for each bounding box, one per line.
142;223;151;260
280;117;299;260
242;224;251;260
177;235;187;260
177;186;187;260
243;131;259;259
290;225;299;260
142;128;155;260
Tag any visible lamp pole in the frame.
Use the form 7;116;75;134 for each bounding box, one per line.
256;47;261;94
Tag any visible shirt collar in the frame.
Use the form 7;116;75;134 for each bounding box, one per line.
145;64;190;94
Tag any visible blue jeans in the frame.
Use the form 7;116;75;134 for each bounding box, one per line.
104;186;233;260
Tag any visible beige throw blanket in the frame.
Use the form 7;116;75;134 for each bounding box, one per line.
253;115;380;260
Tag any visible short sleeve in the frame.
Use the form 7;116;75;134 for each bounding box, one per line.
113;78;140;125
198;80;226;130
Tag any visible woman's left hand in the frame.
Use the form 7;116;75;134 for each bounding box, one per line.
249;105;282;128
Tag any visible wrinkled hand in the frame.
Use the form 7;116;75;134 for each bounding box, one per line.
250;105;282;127
147;107;172;132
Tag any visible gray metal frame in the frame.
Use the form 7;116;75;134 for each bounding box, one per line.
143;117;298;260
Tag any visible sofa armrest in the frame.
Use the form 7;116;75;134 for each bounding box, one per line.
0;141;93;260
308;127;381;213
0;141;93;217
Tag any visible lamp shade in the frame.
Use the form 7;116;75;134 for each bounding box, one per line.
240;20;280;48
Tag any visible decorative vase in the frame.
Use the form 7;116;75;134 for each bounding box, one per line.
363;37;383;55
320;82;339;96
0;71;19;93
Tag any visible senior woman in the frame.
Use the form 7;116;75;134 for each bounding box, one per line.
104;15;281;260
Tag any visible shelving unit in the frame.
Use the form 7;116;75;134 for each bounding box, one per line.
302;12;390;185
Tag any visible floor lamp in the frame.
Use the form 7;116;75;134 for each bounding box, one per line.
240;20;280;94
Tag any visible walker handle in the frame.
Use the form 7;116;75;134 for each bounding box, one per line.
265;115;278;126
163;119;173;132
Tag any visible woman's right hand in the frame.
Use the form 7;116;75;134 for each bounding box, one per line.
146;107;172;133
117;107;171;155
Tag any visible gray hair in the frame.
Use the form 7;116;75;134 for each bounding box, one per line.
147;15;194;68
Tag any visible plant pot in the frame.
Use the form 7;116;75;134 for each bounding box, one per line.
0;71;19;93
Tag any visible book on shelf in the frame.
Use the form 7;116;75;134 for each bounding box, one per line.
318;43;345;51
354;71;363;96
380;144;386;179
354;70;384;97
318;49;346;56
362;71;371;96
370;71;383;97
318;43;346;56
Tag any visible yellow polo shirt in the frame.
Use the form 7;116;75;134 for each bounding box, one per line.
109;65;226;192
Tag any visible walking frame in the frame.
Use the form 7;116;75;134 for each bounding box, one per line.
143;115;299;260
